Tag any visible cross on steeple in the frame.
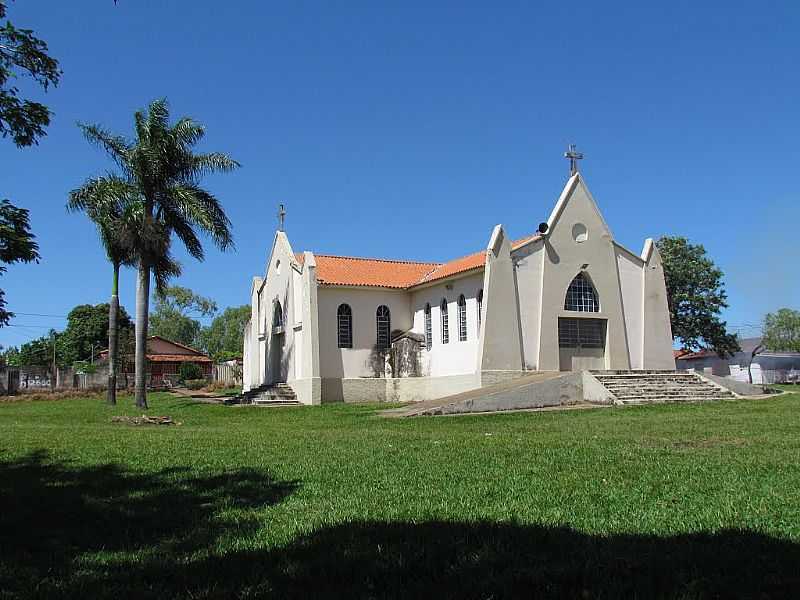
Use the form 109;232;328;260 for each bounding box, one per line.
277;204;286;231
564;144;584;176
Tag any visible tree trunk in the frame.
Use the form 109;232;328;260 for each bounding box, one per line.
134;260;151;409
107;262;120;406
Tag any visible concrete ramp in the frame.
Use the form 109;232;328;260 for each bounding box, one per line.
381;371;598;417
380;369;779;418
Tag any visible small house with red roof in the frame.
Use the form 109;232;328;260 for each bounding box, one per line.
243;168;675;405
100;335;212;386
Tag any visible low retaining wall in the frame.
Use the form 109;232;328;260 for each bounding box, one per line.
321;373;483;404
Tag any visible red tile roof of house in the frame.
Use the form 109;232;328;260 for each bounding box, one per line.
295;233;541;289
147;354;213;363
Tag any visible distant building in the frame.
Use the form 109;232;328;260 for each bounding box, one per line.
675;337;800;383
100;335;212;386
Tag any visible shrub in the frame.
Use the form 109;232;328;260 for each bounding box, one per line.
185;379;206;390
178;362;203;382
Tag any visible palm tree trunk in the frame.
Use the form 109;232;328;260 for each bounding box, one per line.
107;262;120;405
134;260;151;409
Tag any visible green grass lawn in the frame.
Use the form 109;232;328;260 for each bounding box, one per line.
1;392;800;599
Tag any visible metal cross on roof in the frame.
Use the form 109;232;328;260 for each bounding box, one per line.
564;144;584;176
277;203;286;231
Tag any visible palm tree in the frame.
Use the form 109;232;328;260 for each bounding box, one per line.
67;178;181;405
77;99;238;408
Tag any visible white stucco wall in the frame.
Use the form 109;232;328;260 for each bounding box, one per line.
410;272;484;377
245;232;306;389
615;244;644;370
513;239;544;370
535;175;631;371
317;286;413;378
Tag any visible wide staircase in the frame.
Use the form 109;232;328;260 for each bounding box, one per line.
227;383;300;406
591;371;735;405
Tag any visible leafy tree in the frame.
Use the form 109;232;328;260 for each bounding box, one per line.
14;329;64;370
60;303;133;367
0;1;61;147
198;305;249;361
0;1;59;326
656;236;740;357
0;198;39;325
762;308;800;353
149;286;216;348
78;99;238;408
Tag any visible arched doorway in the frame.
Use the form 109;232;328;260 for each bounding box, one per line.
269;300;286;384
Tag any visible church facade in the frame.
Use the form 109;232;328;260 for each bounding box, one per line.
243;173;675;405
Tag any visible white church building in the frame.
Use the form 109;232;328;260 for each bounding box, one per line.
243;171;675;405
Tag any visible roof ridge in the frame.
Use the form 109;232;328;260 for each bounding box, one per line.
314;254;442;266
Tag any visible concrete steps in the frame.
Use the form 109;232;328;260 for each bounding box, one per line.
592;372;735;405
227;383;300;406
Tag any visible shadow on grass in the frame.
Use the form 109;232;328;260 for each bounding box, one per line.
2;451;799;598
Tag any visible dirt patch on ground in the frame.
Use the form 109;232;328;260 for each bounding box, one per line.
111;415;182;426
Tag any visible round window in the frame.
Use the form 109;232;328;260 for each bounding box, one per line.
572;223;588;243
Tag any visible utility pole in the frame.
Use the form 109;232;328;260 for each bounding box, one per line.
51;331;57;390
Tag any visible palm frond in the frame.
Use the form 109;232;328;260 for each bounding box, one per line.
77;124;132;172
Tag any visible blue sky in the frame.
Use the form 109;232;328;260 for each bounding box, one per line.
1;0;798;349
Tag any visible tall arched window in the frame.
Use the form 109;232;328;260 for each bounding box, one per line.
457;294;467;341
424;303;432;350
337;304;352;348
476;289;483;334
440;298;449;344
564;273;599;312
272;300;283;329
376;305;391;350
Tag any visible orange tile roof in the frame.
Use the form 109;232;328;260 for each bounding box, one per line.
295;233;542;290
314;255;440;289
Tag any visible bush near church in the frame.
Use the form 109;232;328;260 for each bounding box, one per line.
178;361;203;383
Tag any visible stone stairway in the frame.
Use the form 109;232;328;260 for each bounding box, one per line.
227;383;300;406
591;371;736;405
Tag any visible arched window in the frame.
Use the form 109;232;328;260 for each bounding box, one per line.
457;294;467;341
272;300;283;329
564;273;599;312
337;304;352;348
424;303;432;350
376;305;391;350
440;298;449;344
476;289;483;334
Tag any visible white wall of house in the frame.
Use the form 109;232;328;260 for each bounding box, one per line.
410;272;484;377
317;286;412;378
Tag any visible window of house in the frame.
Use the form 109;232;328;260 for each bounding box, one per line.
424;303;432;350
564;273;599;312
376;305;391;350
337;304;352;348
440;298;449;344
457;294;467;341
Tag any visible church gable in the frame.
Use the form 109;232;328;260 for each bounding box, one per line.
546;174;613;244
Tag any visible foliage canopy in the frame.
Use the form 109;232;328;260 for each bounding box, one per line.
656;236;740;357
